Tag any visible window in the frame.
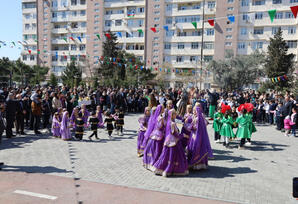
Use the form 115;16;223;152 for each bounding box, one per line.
153;43;159;47
242;14;249;21
22;2;36;9
154;5;160;9
94;9;99;12
177;43;185;49
204;56;213;62
288;27;296;34
176;56;183;63
206;28;214;36
226;35;232;39
22;55;27;61
275;12;283;19
25;24;30;30
80;0;86;5
80;10;86;16
240;27;247;35
255;12;263;20
192;3;201;9
204;42;214;49
81;22;86;27
254;27;264;35
207;1;216;8
71;45;77;50
241;0;249;6
105;20;111;27
290;0;298;2
166;18;172;24
79;45;86;51
227;7;234;11
253;0;265;5
287;40;297;48
272;0;282;4
24;14;30;19
226;28;232;32
115;20;122;26
30;55;35;61
166;4;172;11
225;42;232;46
71;0;77;6
272;27;280;35
166;30;174;37
238;42;246;49
154;11;160;15
252;41;263;49
138;7;145;13
191;42;199;49
154;37;159;41
190;56;196;62
177;32;187;37
228;0;234;3
164;43;171;49
126;32;133;38
154;17;160;21
285;12;294;18
192;30;201;36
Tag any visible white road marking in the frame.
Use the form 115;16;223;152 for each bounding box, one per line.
14;190;57;200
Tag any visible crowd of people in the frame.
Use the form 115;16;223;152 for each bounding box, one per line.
0;85;297;171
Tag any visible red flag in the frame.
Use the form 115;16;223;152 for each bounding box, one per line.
105;33;111;39
28;50;31;54
64;55;67;59
70;37;75;41
290;5;298;18
135;65;138;70
150;27;157;33
208;19;215;26
154;68;158;71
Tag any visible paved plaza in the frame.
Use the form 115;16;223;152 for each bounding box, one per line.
0;114;297;204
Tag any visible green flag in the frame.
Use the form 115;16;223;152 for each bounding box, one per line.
191;22;197;30
268;9;276;23
96;34;101;40
137;29;143;34
63;37;67;42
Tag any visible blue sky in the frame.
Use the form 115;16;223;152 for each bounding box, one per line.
0;0;22;60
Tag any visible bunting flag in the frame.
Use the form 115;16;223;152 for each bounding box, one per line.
228;16;235;23
70;37;75;41
208;19;215;26
77;36;82;42
163;25;169;31
191;22;197;30
37;49;40;54
127;12;135;18
117;32;122;38
18;41;23;45
11;42;16;47
96;34;101;40
34;40;38;43
268;9;276;22
290;5;298;18
43;50;47;53
63;37;67;42
137;29;143;34
105;33;111;39
150;27;157;33
23;41;28;45
28;50;31;54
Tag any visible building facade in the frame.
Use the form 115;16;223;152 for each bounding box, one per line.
21;0;298;87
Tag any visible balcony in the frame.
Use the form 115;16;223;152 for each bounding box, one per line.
117;37;144;43
52;28;68;34
104;1;145;8
126;50;144;56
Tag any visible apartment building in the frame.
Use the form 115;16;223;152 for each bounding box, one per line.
21;0;298;87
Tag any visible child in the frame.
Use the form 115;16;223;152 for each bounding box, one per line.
115;107;125;136
51;112;61;138
70;107;79;130
284;116;291;137
236;105;251;149
137;107;151;157
104;111;115;139
213;106;223;143
96;105;104;128
89;111;99;140
290;107;297;137
75;112;84;140
60;111;72;141
80;104;90;128
220;109;234;148
180;105;193;148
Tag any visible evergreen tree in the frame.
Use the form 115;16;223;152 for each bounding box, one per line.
49;73;58;87
263;28;295;91
30;65;49;85
98;31;119;86
13;59;33;86
62;60;82;87
0;57;13;86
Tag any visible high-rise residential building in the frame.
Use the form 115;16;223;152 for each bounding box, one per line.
21;0;298;88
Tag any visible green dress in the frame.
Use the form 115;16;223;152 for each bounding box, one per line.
236;115;251;139
220;116;235;138
246;113;257;134
213;112;223;132
209;105;216;119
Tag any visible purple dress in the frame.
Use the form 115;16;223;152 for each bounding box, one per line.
181;113;193;148
143;116;165;170
97;110;104;128
187;107;213;170
137;114;150;156
153;110;189;177
51;116;61;137
70;108;78;129
60;112;71;140
80;109;90;128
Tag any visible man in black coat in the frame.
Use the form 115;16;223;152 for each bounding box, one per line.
42;94;52;129
5;93;17;138
15;94;26;135
0;102;5;170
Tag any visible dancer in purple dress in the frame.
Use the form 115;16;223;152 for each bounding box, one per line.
137;107;151;157
141;106;157;150
187;105;213;170
60;111;72;140
51;112;61;138
70;107;79;129
96;106;104;128
181;105;193;148
153;109;189;177
80;104;90;128
143;105;165;170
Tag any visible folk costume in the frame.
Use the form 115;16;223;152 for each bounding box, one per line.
75;117;84;140
60;111;71;140
137;107;151;157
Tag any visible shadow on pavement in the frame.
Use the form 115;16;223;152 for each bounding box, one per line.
212;149;252;163
1;165;72;174
247;140;288;152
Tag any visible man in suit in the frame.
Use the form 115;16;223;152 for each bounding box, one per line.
16;94;26;135
5;93;17;138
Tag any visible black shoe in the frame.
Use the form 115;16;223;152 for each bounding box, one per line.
223;142;226;146
21;132;26;135
35;131;42;135
0;162;4;166
16;131;20;134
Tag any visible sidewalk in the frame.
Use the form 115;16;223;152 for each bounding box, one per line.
0;171;232;204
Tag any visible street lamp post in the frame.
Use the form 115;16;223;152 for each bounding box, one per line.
199;0;206;90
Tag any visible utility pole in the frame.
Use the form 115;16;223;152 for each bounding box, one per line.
200;0;206;90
